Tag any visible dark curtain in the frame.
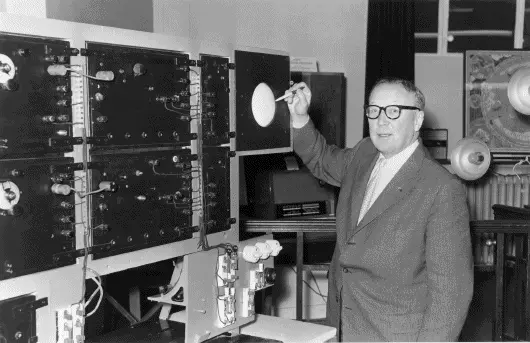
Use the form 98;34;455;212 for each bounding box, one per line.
363;0;416;138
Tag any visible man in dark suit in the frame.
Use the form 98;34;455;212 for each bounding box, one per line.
285;77;473;341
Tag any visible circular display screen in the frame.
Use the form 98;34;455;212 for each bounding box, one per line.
251;82;276;127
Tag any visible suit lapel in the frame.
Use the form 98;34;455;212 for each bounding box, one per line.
348;144;426;242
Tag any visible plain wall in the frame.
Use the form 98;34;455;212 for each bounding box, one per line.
46;0;154;32
152;0;190;38
415;54;464;153
1;0;46;17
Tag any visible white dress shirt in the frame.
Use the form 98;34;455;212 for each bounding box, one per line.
368;140;420;209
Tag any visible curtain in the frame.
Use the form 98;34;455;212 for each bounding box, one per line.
363;0;416;138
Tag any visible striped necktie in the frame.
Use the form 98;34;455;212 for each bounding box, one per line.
357;156;385;224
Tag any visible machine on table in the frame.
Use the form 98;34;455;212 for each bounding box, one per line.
252;158;337;220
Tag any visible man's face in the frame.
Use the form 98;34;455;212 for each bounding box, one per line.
368;83;424;158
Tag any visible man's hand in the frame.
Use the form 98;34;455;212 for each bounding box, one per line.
285;82;311;128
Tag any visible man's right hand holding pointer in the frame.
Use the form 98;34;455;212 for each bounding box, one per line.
284;82;312;128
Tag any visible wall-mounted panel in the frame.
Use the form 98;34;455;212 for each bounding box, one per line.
201;146;233;237
84;42;195;150
0;33;76;158
0;157;80;280
89;149;197;259
0;13;242;343
235;49;291;155
199;54;231;146
0;294;47;343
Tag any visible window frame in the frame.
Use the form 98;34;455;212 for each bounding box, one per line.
415;0;525;55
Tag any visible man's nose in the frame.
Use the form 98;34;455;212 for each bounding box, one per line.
377;111;390;125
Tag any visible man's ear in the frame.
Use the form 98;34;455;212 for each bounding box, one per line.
414;110;425;132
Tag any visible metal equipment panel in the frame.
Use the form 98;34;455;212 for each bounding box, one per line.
235;49;291;155
89;149;197;259
199;54;232;146
84;42;195;149
202;146;233;237
0;33;76;158
0;294;48;343
0;157;80;280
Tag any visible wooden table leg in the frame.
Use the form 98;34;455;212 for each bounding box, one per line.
523;234;530;341
493;233;505;341
296;231;304;321
514;235;524;340
129;286;141;322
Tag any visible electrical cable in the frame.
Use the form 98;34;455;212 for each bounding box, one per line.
85;274;104;317
215;248;229;325
78;187;106;198
164;102;190;115
151;164;195;177
288;266;327;303
194;88;208;251
76;128;90;339
69;68;113;81
161;260;184;296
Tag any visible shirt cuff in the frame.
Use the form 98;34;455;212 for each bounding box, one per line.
292;115;310;129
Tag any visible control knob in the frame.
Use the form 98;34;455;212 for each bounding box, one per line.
0;181;20;210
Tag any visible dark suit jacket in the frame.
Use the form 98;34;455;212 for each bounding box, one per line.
294;120;473;342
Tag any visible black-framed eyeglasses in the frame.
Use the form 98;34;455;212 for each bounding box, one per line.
364;105;421;120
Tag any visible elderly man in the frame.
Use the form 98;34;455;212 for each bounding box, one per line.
285;77;473;342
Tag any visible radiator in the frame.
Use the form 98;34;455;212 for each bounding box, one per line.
466;174;530;220
465;174;530;266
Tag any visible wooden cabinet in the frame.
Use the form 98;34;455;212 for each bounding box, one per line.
290;72;346;148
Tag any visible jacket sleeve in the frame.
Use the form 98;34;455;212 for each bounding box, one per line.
417;178;474;341
293;119;363;187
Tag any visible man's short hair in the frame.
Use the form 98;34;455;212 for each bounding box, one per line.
371;77;425;110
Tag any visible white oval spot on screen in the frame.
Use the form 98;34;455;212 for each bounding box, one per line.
251;83;276;127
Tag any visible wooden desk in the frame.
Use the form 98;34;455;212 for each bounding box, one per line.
243;218;530;341
243;216;336;321
240;314;336;343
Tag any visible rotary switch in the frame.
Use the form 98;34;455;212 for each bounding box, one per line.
0;181;21;210
0;54;15;85
133;63;146;76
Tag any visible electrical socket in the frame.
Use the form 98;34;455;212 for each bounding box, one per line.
216;253;237;327
190;69;201;97
216;288;236;327
249;269;265;291
241;288;255;318
56;303;85;343
218;254;236;286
